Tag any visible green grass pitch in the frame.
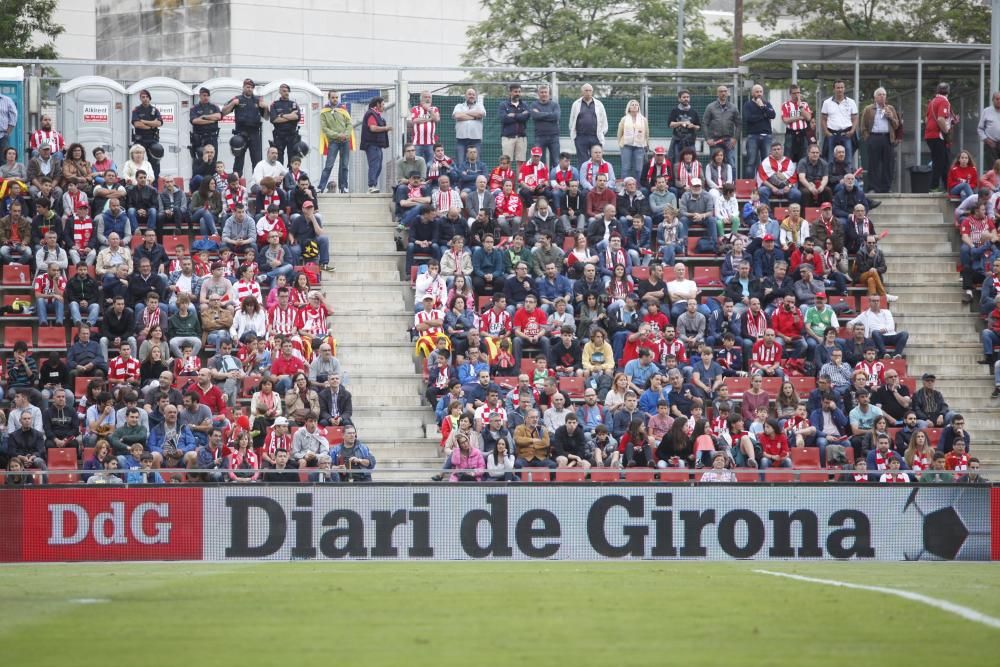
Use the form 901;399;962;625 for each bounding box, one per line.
2;562;998;666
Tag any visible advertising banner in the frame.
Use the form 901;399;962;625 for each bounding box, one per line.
0;485;994;563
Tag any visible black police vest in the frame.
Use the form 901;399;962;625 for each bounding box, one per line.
192;103;221;135
132;105;159;141
234;94;263;128
271;99;299;137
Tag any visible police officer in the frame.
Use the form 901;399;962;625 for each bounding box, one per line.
269;83;301;165
190;86;222;165
222;78;268;180
131;89;163;185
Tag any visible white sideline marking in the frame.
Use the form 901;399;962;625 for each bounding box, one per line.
754;570;1000;630
68;598;109;604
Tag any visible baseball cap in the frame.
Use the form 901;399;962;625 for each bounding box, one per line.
273;416;289;427
763;234;774;242
39;141;51;150
820;202;832;210
530;146;543;157
422;294;434;301
653;146;666;155
302;201;315;209
689;177;702;186
921;373;936;381
815;291;827;299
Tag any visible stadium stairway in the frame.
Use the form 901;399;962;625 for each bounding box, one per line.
321;194;440;479
874;194;999;464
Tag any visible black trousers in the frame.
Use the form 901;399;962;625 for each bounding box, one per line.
866;134;893;192
926;138;949;190
233;125;263;179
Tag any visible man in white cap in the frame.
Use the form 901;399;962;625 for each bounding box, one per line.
678;177;718;250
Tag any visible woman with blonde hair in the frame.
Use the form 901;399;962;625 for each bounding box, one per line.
904;428;933;472
121;144;154;185
617;99;648;181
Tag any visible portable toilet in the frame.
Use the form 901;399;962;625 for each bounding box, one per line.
56;76;128;168
0;67;25;160
199;77;247;176
260;79;324;176
126;78;193;184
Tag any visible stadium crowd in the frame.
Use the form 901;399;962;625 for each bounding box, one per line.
0;77;996;484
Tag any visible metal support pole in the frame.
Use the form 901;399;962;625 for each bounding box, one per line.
549;68;558;102
980;62;986;170
853;51;860;109
677;0;685;70
394;70;407;182
915;59;923;171
791;61;798;86
640;81;649;121
992;0;1000;93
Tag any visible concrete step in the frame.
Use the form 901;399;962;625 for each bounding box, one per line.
891;302;972;315
348;379;425;396
334;328;410;343
328;228;398;239
879;242;954;254
352;422;431;439
345;393;425;409
887;284;963;295
327;293;406;308
327;270;403;282
328;220;398;230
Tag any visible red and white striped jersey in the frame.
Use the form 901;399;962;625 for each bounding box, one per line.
30;129;65;152
675;160;703;189
415;308;445;336
743;310;768;339
752;340;780;366
708;415;727;436
855;360;885;388
72;216;93;249
432;189;462;215
945;452;969;471
756;155;795;187
300;304;330;336
475;403;508;425
661;339;687;364
138;304;162;331
785;414;810;432
108;356;141;384
173;355;201;377
481;308;512;337
780;99;812;132
255;216;287;245
410;105;439;145
232;279;262;306
518;162;549;189
959;216;996;245
33;273;65;300
263;430;292;459
879;472;910;483
268;305;302;336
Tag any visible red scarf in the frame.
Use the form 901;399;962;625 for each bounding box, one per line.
853;473;869;482
880;472;908;483
874;448;894;470
910;452;930;472
585;160;610;185
646;159;671;184
745;310;767;338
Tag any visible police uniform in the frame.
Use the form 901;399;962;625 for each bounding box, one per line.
190;100;222;160
269;96;301;165
232;92;266;178
131;103;163;184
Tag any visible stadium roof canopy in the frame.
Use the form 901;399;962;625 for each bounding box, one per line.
740;39;992;65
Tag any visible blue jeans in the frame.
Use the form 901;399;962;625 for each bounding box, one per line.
264;264;294;285
415;144;434;165
825;133;854;167
535;135;561;168
981;330;1000;356
872;331;908;357
456;138;482;162
0;245;32;264
365;145;384;188
620;145;646;182
405;242;440;271
744;134;773;178
660;242;683;265
191;208;217;236
950;182;974;200
206;330;232;348
318;140;350;191
758;185;802;205
128;207;158;233
70;301;100;326
37;298;64;325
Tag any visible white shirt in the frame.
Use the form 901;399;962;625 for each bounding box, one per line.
452;100;486;140
251;159;288;189
847;308;896;337
667;278;698;302
821;96;858;131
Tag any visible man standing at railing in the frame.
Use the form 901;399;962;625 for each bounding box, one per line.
0;90;17;157
703;85;740;170
820;80;859;169
499;83;530;171
452;88;486;161
531;84;562;167
860;87;901;194
410;91;440;167
318;91;354;194
569;84;607;169
360;97;391;193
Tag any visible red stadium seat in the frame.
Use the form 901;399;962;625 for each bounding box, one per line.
883;358;907;377
562;236;575;253
773;207;788;221
759;376;783;395
734;179;755;199
2;264;31;286
790;447;826;482
901;377;916;394
524;468;551;482
789;376;816;396
558;376;585;400
3;325;33;349
827;295;853;313
804;207;821;220
519;358;538;376
37;326;67;349
763;468;794;482
694;265;722;287
624;469;655;482
686;236;713;257
163;235;186;256
477;296;492;312
74;376;99;396
924;428;943;447
735;470;759;482
658;468;690;482
722;376;751;399
241;375;262;397
47;447;79;484
590;468;620;482
410;265;418;286
326;427;345;446
3;294;33;318
554;469;586;482
631;266;649;281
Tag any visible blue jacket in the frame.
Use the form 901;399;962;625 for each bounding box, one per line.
742;99;776;135
808;407;849;438
535;273;573;303
529;100;562;137
332;442;376;481
753;246;786;278
148;423;198;455
456;159;488;190
67;340;108;374
498;99;530;138
865;449;908;480
472;246;505;278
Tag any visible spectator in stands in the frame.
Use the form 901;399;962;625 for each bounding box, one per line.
0;200;31;265
703;85;739;168
7;409;46;473
285;372;320;425
331;425;375;482
742;84;776;178
810;203;845;254
359;97;391;193
98;295;136;361
107;340;141;390
42;387;79;451
947;150;979;200
125;169;158;234
795;144;831;209
221;202;256;255
31;261;65;327
859;87;900;193
834;174;874;227
34;229;67;278
871;368;912;425
756;143;801;206
849;388;883;456
852;234;897;303
911;373;956;428
847;294;907;359
513;408;556;474
959;206;997;303
27;142;62;198
95;230;132;278
318;372;352;428
615;100;649;181
67;323;107;382
0;146;26;182
166;293;202;357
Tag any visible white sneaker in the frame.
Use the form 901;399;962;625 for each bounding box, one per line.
368;186;379;193
885;294;898;302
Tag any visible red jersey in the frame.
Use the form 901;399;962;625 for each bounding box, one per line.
660;338;687;364
173;355;201;377
410;105;439;145
108;356;141;384
945;452;969;472
513;307;547;337
780;99;812;132
771;307;803;340
959;216;995;246
263;430;292;460
518;161;549;189
255;215;288;246
480;308;512;337
751;340;781;367
30;129;65;152
923;94;951;140
300;304;330;336
73;216;94;249
759;432;789;459
855;360;885;389
495;192;523;217
643;311;670;335
489;166;514;192
33;273;65;302
270;353;306;379
414;308;445;336
268;305;302;336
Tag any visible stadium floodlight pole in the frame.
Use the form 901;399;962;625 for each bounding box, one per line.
993;0;999;93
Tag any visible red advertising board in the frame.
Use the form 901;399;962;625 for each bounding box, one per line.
18;487;203;562
992;487;1000;561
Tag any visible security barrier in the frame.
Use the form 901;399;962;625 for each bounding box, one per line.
1;485;996;562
